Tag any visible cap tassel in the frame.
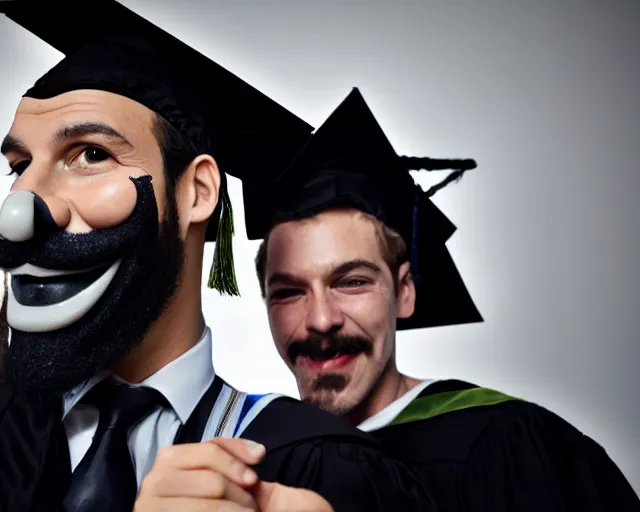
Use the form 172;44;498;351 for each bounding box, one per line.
207;189;240;296
400;156;477;198
425;169;467;197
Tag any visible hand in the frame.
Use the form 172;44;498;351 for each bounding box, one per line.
252;481;335;512
134;437;266;511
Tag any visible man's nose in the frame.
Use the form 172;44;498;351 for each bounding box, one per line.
0;191;71;241
306;292;345;334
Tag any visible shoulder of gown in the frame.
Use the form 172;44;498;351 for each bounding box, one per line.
374;380;640;512
241;396;439;512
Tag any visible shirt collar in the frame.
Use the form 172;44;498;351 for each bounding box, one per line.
357;379;436;432
63;326;215;424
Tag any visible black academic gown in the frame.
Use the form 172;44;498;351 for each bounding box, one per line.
372;379;640;512
0;376;437;512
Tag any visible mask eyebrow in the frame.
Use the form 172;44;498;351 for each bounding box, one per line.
1;134;30;156
53;121;134;149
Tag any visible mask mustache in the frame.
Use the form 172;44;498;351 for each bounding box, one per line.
0;176;158;271
288;333;373;365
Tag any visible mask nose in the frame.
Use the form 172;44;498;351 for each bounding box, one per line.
0;191;67;242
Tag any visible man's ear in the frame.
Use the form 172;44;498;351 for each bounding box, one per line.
396;261;416;319
176;154;221;230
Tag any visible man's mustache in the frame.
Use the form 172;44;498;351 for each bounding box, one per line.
288;333;373;365
0;176;157;271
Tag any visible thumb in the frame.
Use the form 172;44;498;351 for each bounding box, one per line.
251;481;278;509
251;481;334;511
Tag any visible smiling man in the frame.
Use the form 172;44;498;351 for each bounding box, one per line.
0;2;436;512
247;88;640;511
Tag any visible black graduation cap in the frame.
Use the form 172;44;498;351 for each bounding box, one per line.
0;0;313;296
244;88;482;330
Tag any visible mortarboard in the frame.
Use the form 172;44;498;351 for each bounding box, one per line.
0;0;313;296
243;88;483;330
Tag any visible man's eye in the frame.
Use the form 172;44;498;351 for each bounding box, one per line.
6;160;30;176
270;289;302;300
338;279;369;288
82;147;111;163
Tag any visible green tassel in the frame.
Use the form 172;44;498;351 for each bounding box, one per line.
207;188;240;296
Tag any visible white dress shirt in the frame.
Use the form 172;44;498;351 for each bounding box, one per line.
357;379;437;432
62;326;214;487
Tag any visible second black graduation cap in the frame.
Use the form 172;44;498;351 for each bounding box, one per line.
244;88;482;330
1;0;313;295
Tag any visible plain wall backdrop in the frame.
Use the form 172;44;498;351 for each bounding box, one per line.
1;0;638;492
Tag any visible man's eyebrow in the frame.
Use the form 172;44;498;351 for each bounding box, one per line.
1;122;134;157
331;259;382;277
0;134;29;156
267;271;307;289
53;122;134;149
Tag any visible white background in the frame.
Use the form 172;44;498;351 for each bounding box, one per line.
1;0;638;491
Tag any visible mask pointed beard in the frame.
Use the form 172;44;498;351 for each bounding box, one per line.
2;176;185;396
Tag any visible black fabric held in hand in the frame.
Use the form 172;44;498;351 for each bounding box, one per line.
63;380;166;512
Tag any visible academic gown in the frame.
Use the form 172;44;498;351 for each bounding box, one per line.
0;375;437;512
370;379;640;512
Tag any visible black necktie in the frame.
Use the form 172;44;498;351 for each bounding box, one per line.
63;380;166;512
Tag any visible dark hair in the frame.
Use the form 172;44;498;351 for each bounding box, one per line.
151;113;198;203
254;211;408;298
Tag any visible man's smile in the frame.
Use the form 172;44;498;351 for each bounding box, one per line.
297;353;359;372
7;261;121;333
11;262;114;306
0;176;159;335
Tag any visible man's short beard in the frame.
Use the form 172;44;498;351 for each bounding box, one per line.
302;356;393;419
292;331;376;416
3;182;185;397
303;373;352;416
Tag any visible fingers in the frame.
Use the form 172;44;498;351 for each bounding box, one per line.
153;439;265;487
207;438;267;465
141;468;256;508
135;497;256;512
135;439;268;512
